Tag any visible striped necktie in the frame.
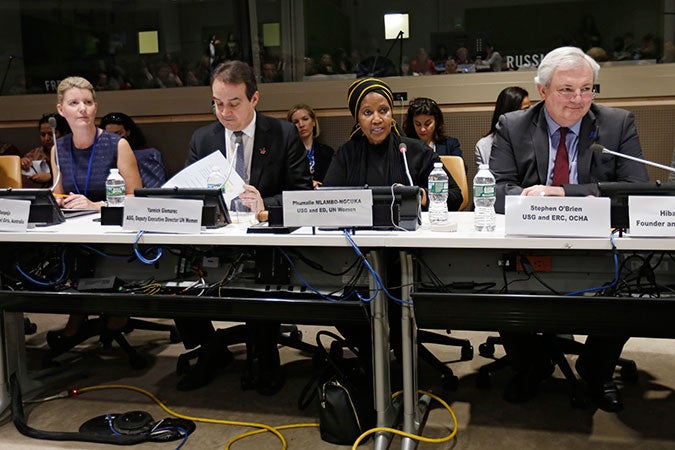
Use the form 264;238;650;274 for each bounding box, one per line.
234;131;246;181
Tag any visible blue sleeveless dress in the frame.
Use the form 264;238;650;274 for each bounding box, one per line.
56;129;120;202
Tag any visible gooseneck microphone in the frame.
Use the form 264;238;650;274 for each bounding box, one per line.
48;117;61;191
590;143;675;174
399;142;414;186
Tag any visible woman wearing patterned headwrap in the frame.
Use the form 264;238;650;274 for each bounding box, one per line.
323;77;462;210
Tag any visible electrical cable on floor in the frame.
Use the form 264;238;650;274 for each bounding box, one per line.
350;389;458;449
67;384;291;449
59;384;458;450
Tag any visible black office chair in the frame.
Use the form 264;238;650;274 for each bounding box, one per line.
45;316;181;370
415;330;473;390
175;323;316;376
408;257;475;390
476;335;638;406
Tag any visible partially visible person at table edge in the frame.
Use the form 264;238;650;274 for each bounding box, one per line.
51;76;142;209
46;76;142;353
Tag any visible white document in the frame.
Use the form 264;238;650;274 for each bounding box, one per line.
21;159;50;176
163;150;245;205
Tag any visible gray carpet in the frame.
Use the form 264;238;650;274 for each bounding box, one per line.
1;313;674;450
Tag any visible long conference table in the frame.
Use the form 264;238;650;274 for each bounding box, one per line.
1;211;675;450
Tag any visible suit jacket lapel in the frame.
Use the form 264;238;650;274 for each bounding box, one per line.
211;122;227;159
249;113;270;187
532;106;550;183
576;109;598;183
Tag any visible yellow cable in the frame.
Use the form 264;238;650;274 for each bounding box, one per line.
74;384;288;450
73;386;458;450
350;389;458;449
225;423;319;449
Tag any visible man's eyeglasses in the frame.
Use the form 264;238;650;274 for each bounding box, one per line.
555;86;596;100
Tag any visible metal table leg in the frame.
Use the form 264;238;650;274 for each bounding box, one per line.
369;251;397;450
400;252;430;450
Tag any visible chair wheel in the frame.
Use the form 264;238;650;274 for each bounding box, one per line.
479;343;495;358
24;319;37;335
620;361;638;383
176;355;193;375
440;372;458;390
476;369;492;389
169;328;182;344
461;344;474;361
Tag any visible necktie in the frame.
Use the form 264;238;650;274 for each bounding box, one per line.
552;127;569;186
234;131;246;181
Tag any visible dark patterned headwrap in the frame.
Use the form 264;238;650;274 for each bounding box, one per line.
347;77;401;139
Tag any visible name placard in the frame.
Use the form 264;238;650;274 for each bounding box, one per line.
122;197;203;233
505;196;610;237
0;199;30;232
283;189;373;227
628;196;675;236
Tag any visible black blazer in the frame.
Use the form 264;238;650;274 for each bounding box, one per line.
435;137;463;157
312;142;335;183
186;113;313;207
491;102;648;213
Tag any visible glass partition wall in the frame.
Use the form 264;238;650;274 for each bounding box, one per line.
0;0;672;96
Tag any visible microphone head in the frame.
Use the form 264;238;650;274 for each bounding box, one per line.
398;142;407;153
48;117;57;130
590;143;605;157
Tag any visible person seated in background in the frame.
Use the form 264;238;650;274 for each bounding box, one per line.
100;112;167;187
403;97;463;157
455;47;472;65
410;48;436;75
287;103;334;188
21;113;71;188
474;86;530;167
490;46;648;412
261;60;282;83
0;141;21;157
317;53;336;75
47;76;142;353
443;57;458;74
484;42;503;72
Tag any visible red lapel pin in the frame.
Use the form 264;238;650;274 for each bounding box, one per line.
259;147;267;155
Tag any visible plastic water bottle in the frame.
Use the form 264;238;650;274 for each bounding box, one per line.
105;168;126;206
428;162;449;225
206;166;226;192
473;164;496;231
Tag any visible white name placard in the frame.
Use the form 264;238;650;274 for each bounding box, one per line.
628;196;675;237
283;189;373;227
0;199;30;232
505;196;610;237
122;197;203;233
